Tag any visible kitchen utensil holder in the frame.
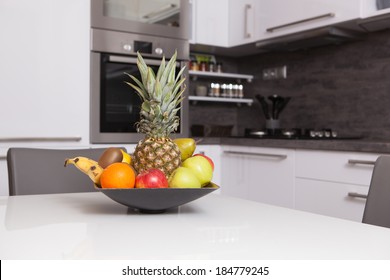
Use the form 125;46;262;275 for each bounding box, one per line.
266;119;280;130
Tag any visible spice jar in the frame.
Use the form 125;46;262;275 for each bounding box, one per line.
190;60;199;71
208;62;215;72
210;83;220;97
237;84;244;98
220;84;227;97
200;62;207;71
216;62;223;73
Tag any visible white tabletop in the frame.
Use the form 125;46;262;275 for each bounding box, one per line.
1;192;390;260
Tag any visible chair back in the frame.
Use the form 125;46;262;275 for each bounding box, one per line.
7;147;116;196
362;155;390;228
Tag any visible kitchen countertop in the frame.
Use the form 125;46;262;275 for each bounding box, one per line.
198;137;390;154
1;192;390;259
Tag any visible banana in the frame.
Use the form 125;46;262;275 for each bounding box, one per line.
64;157;104;185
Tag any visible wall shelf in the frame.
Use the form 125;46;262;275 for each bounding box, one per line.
188;95;253;106
189;70;254;82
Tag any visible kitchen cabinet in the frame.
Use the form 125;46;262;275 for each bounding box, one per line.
0;0;90;195
257;0;361;41
0;0;90;143
295;149;380;222
221;145;295;208
361;0;390;18
191;0;257;47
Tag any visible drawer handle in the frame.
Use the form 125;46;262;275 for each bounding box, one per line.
348;159;376;166
224;150;287;159
348;192;368;199
266;12;335;32
0;137;82;142
0;155;6;160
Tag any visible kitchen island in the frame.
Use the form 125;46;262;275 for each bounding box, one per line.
1;192;390;259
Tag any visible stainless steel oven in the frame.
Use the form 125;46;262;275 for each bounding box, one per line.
91;0;191;40
90;29;189;143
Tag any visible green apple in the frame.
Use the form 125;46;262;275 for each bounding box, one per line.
182;156;213;186
169;167;201;188
173;138;196;161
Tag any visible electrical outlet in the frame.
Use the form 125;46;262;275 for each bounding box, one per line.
263;65;287;80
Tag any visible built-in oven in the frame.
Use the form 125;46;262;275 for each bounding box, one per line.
91;0;191;40
90;29;189;143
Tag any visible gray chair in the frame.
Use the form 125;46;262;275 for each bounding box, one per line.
362;155;390;228
7;147;116;196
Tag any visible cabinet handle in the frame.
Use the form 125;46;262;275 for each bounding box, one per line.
245;4;252;38
347;192;368;199
224;150;287;159
0;137;82;142
0;155;6;160
348;159;376;166
266;12;335;33
142;4;177;19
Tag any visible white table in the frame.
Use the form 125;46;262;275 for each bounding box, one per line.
1;192;390;260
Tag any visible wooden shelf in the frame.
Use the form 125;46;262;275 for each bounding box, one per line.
189;70;254;82
188;95;253;106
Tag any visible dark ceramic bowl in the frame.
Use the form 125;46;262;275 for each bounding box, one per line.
95;183;219;213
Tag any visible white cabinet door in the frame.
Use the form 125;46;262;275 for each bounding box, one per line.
195;144;222;186
361;0;390;18
0;0;90;144
191;0;257;47
294;149;381;221
295;178;368;222
192;0;229;46
221;145;295;208
228;0;257;46
257;0;361;40
296;149;379;186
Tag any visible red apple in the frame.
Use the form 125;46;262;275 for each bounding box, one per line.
193;154;214;170
135;169;168;188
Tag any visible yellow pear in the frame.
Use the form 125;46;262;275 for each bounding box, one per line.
173;138;196;161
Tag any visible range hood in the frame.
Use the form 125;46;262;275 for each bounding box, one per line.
255;27;365;52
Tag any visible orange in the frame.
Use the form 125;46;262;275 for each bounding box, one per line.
100;162;136;189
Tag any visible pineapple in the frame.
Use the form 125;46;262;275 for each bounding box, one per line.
125;51;186;176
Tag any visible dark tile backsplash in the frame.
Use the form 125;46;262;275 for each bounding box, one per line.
189;29;390;140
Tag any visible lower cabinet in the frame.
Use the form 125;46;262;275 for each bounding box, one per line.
219;145;383;222
295;149;381;222
221;145;295;208
295;178;368;222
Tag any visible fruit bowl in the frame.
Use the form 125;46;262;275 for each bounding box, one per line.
95;183;219;213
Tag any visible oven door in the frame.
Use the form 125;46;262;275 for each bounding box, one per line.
91;0;191;40
90;53;189;143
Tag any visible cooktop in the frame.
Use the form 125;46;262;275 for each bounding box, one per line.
242;128;363;140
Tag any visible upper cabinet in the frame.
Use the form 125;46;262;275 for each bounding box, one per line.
257;0;361;40
191;0;257;47
361;0;390;18
191;0;380;49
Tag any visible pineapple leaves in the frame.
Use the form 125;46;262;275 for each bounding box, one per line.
125;50;187;137
156;56;166;82
136;52;149;86
160;51;177;89
124;73;149;100
124;81;146;101
146;67;156;96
